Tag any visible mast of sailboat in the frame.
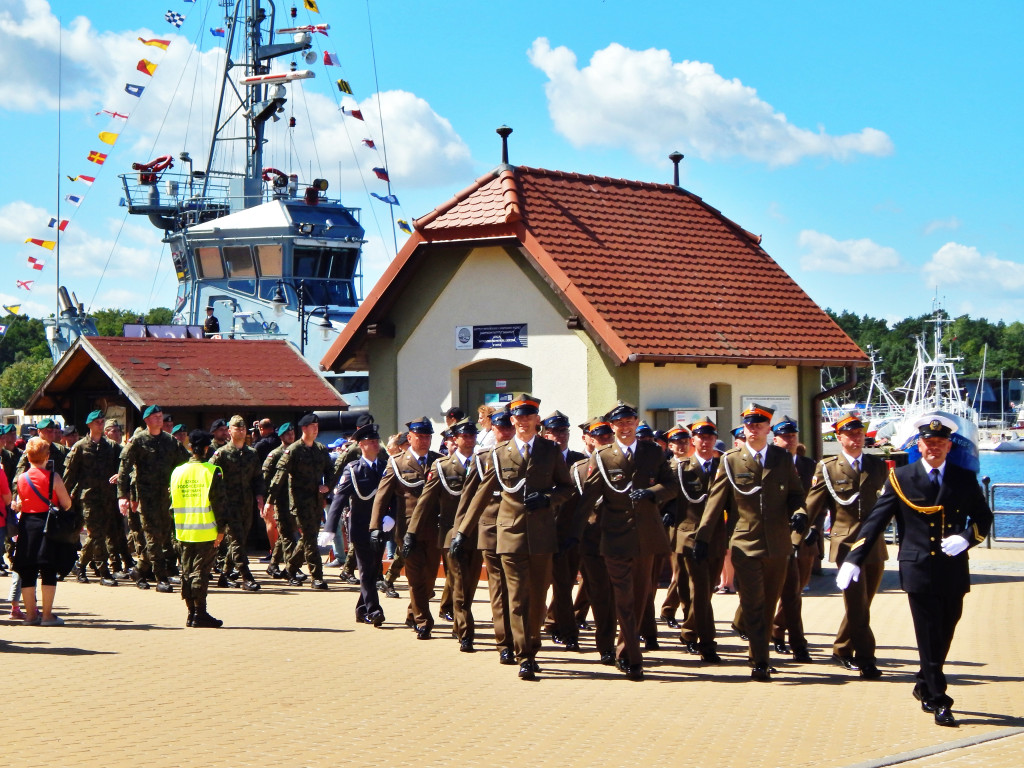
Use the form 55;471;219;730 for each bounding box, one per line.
973;342;988;412
56;19;62;329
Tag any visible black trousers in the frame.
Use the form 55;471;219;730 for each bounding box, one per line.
353;540;384;622
907;590;964;708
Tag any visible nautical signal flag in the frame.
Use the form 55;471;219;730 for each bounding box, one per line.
165;11;185;28
125;83;145;97
138;37;170;50
324;52;340;66
25;239;55;251
87;151;108;165
67;174;95;185
28;256;47;269
361;139;375;149
336;79;352;94
0;325;6;337
16;280;33;291
398;219;412;234
4;304;21;315
372;167;390;182
137;59;158;76
96;109;129;119
65;194;83;207
211;27;225;37
371;192;400;205
341;106;363;120
98;131;119;145
304;0;320;12
47;218;69;231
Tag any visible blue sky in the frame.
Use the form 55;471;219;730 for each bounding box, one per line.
1;0;1021;326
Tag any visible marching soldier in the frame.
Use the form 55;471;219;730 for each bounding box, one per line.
212;415;265;591
838;416;992;726
576;401;677;680
658;426;692;628
695;403;807;681
262;422;297;580
64;410;120;587
117;405;188;592
461;394;573;681
369;417;441;638
14;417;69;480
805;413;888;678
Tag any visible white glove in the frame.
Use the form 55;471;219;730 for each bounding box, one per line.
836;561;861;590
316;531;334;548
940;534;969;556
382;515;396;533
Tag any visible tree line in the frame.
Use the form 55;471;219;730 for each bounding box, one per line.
825;308;1024;403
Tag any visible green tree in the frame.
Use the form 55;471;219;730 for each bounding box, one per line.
91;308;142;337
0;358;52;409
0;315;49;368
145;307;174;325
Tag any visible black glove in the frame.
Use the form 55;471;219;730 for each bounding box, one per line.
629;488;655;503
524;491;550;511
369;528;383;553
449;531;466;558
790;512;807;535
559;536;579;554
803;527;820;548
661;509;676;527
693;539;709;564
402;532;417;558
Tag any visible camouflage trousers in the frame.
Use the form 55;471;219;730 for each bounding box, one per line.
136;493;176;582
179;540;216;604
271;505;298;567
286;505;324;580
78;501;120;576
222;510;253;580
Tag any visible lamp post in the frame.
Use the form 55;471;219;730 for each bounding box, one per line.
270;278;334;355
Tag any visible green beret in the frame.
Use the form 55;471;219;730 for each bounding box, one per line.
277;422;294;436
37;417;56;429
86;410;104;424
142;405;162;419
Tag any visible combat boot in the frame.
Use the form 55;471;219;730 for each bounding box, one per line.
185;596;196;627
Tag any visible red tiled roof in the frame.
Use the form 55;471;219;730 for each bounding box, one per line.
323;165;866;369
41;337;346;410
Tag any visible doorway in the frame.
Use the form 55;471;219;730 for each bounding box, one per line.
460;359;532;414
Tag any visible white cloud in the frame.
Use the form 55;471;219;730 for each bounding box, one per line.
0;201;48;241
798;230;903;274
923;242;1024;292
923;216;961;235
527;38;893;166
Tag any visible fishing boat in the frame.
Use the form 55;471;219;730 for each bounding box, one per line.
115;0;370;406
887;306;980;472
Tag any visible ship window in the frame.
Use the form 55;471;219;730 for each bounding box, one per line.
196;247;224;279
256;244;282;276
224;245;256;277
228;279;256;295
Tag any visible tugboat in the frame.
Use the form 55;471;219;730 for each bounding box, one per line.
117;0;368;405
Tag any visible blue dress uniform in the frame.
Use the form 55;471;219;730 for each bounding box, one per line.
845;417;991;722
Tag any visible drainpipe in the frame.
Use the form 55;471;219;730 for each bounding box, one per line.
811;366;858;461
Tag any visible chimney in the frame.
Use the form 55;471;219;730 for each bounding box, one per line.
497;125;513;165
669;151;684;186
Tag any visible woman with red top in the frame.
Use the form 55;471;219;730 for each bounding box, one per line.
13;437;74;626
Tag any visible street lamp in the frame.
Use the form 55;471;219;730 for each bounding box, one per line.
269;278;334;355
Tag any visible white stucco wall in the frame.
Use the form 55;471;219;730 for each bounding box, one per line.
396;246;591;435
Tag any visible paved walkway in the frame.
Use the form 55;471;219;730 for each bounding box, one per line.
3;548;1022;768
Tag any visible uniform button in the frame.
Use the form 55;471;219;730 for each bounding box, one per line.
931;551;936;555
930;537;935;541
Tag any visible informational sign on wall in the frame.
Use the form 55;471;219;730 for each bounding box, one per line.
672;409;718;427
740;395;795;422
455;323;528;350
483;392;515;406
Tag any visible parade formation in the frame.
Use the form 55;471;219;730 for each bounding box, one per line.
1;396;993;728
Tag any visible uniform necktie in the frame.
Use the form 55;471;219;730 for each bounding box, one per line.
852;458;860;473
703;460;711;475
521;443;530;460
418;455;427;470
755;452;763;466
929;468;940;489
624;446;632;460
464;457;471;470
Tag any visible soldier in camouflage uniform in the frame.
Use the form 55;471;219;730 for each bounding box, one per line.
210;418;229;452
212;415;265;591
14;417;68;481
270;413;334;590
64;410;120;586
117;405;188;592
262;422;298;580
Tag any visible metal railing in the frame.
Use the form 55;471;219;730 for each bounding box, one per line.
983;479;1024;545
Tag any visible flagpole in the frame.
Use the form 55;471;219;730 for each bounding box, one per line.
55;18;62;331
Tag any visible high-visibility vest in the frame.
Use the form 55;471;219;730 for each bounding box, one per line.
170;461;220;543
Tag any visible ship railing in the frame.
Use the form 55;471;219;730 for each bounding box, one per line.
982;480;1024;545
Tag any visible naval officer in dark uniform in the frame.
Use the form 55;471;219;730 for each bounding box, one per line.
838;415;992;727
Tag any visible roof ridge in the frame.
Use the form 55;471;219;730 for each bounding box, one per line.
414;168;502;230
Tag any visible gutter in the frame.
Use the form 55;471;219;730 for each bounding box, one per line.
811;365;858;461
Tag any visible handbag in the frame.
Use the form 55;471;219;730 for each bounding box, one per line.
26;471;81;545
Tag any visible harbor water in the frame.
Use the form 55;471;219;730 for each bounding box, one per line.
979;451;1024;541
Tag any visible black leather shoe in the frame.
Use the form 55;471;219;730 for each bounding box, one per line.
518;661;536;681
310;579;328;590
292;571;308;583
241;579;261;592
113;571;130;580
578;620;591;630
626;664;644;681
792;648;812;663
415;626;431;640
405;616;416;628
564;639;580;652
731;624;748;641
274;568;291;580
136;579;150;590
700;648;722;664
167;576;181;586
684;640;699;655
76;572;90;584
662;615;680;629
218;573;236;588
371;613;385;628
100;576;118;587
913;687;936;713
287;575;305;586
933;707;957;727
751;665;773;681
356;610;367;623
550;631;565;645
460;639;475;653
773;640;791;654
383;583;399;598
617;658;630;674
156;581;173;593
186;612;195;627
499;648;516;665
531;659;541;673
600;652;616;666
441;611;454;622
859;663;882;679
644;637;660;651
833;654;859;671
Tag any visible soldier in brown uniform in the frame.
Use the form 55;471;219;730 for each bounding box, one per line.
452;409;516;664
673;419;725;663
411;418;478;650
462;394;573;681
576;401;677;680
659;425;692;627
370;418;440;639
806;413;888;678
695;403;807;681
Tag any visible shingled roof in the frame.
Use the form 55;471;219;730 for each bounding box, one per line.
26;337;347;413
322;165;866;370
